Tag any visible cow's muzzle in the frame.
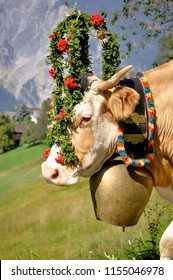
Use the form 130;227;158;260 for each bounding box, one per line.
42;164;59;183
41;161;80;186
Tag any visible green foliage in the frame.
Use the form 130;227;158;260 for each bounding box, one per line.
0;115;14;151
12;100;52;146
20;121;37;146
35;98;51;140
111;0;173;56
126;202;168;260
46;8;120;165
102;31;120;80
17;104;31;122
122;0;173;38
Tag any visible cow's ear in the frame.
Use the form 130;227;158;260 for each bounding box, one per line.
106;87;139;120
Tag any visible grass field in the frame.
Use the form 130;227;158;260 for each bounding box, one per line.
0;143;172;260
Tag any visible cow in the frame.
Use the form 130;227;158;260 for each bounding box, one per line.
42;59;173;259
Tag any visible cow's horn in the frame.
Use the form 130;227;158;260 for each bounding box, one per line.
97;65;133;91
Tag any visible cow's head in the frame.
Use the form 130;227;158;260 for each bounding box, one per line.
42;65;139;186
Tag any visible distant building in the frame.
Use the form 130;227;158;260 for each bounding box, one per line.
12;124;24;147
1;106;40;151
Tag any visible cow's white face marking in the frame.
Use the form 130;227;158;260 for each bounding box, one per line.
42;145;80;186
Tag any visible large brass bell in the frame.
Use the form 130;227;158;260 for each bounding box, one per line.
89;160;153;227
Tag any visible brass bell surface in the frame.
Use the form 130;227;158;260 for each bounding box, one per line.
89;160;153;227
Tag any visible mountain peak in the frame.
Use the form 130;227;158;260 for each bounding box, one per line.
0;0;67;112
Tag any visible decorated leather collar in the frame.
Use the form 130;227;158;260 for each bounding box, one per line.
114;72;155;167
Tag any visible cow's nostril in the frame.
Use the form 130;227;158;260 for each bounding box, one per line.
51;169;59;180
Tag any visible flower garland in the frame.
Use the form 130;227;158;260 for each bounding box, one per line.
43;8;120;165
116;72;155;167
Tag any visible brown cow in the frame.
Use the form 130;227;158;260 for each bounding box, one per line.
42;60;173;259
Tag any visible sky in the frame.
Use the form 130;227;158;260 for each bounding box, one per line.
57;0;159;72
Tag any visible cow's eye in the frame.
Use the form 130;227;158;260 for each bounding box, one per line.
82;116;91;122
80;115;92;126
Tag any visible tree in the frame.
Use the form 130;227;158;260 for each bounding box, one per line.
0;115;14;151
111;0;173;57
35;98;51;140
20;99;51;145
17;104;31;122
20;121;37;146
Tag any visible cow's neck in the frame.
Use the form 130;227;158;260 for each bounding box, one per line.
143;60;173;187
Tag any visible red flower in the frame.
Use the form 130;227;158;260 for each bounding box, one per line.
57;39;69;52
90;14;105;26
64;77;78;89
48;68;56;78
55;154;64;164
54;109;68;120
48;34;56;39
43;148;50;158
67;35;72;40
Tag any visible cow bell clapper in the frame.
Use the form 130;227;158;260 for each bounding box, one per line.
89;160;153;227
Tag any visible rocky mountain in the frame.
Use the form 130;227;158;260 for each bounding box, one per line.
0;0;67;112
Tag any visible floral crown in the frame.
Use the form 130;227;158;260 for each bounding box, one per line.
43;8;120;165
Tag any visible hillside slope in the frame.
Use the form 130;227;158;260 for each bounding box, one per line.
0;144;171;259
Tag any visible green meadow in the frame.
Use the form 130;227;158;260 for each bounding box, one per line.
0;143;172;260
